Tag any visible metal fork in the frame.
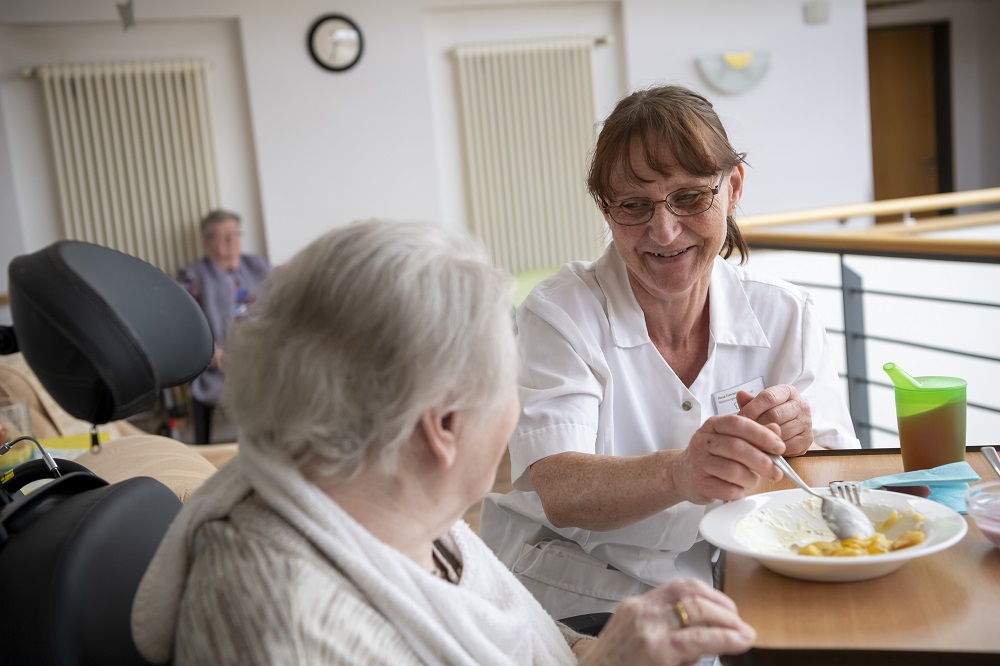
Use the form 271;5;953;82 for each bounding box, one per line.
829;480;864;506
770;455;875;539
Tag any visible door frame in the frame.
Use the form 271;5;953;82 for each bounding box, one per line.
868;21;954;208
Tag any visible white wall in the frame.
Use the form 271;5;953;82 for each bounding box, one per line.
0;0;875;268
623;0;874;216
0;18;262;255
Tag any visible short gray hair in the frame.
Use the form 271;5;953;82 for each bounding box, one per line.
223;219;517;480
199;209;241;236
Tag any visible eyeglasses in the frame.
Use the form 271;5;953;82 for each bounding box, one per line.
603;173;725;226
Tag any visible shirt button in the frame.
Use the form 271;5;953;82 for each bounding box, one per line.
681;401;692;411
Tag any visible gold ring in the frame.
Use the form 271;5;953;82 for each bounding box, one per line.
673;600;690;628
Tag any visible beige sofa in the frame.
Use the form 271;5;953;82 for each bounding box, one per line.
0;353;145;440
1;352;237;500
74;435;237;501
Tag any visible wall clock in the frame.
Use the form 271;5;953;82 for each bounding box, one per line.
307;14;363;72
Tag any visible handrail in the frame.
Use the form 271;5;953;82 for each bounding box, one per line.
742;230;1000;263
739;187;1000;228
738;188;1000;262
867;209;1000;235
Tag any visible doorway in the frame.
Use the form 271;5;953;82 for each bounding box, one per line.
867;22;953;218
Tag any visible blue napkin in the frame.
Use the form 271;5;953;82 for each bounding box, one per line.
859;461;981;514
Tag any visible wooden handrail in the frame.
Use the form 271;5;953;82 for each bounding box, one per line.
739;187;1000;228
737;187;1000;262
742;229;1000;262
866;209;1000;235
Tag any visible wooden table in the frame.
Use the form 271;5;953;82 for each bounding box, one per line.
720;446;1000;666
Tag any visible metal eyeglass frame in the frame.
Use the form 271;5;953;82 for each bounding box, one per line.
602;173;725;226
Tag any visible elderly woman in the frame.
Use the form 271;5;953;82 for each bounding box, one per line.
130;220;755;665
481;85;859;622
177;209;271;444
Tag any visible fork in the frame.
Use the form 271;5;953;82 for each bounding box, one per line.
770;455;875;539
829;480;864;506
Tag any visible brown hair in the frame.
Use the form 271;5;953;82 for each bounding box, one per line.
587;85;749;262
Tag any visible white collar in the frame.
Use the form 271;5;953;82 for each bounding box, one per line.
595;247;769;350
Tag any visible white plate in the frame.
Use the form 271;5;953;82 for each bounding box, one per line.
699;488;968;582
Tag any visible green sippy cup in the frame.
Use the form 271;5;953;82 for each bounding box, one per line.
884;362;966;472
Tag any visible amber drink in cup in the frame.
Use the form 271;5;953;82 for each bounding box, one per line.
885;363;966;472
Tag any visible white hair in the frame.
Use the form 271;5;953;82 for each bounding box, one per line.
222;219;517;481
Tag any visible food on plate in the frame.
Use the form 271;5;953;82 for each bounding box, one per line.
734;499;927;558
798;509;926;557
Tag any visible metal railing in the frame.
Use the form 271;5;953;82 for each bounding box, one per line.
739;187;1000;448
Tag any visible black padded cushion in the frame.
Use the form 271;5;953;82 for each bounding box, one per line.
560;612;612;637
0;475;182;665
7;241;213;424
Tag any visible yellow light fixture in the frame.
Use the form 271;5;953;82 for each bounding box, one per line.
696;51;770;94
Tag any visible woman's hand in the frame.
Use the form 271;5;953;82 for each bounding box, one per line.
670;415;785;504
736;386;813;456
578;578;755;666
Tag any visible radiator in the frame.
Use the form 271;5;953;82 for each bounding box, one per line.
453;37;605;274
36;59;220;273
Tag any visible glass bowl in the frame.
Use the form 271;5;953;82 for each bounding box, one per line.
966;481;1000;548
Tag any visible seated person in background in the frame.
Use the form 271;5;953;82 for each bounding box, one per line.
177;209;270;444
130;220;755;666
480;84;860;625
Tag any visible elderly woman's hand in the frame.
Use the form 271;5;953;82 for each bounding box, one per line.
669;415;784;504
736;386;813;456
577;578;755;666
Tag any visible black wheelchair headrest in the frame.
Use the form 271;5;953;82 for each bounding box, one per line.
6;241;213;424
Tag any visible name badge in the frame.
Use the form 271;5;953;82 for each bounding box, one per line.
712;377;765;415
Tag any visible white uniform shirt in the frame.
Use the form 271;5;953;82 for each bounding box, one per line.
481;245;859;618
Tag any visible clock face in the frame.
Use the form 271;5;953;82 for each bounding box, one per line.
308;15;363;72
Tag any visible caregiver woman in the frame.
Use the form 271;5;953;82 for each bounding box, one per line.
481;85;859;621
